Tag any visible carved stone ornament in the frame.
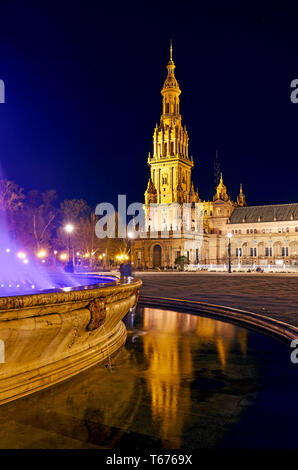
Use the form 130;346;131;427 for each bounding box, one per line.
87;298;106;330
132;288;140;309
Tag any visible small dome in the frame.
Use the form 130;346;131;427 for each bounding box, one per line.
163;75;179;90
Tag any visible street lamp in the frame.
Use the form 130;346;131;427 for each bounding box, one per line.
64;223;74;272
227;232;232;273
37;249;47;259
127;231;134;260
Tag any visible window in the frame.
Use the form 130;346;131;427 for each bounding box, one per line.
282;247;289;257
265;247;272;257
246;229;249;234
296;227;298;232
254;229;257;233
250;247;257;257
236;248;242;257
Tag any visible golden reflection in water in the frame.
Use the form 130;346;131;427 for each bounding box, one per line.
142;308;248;448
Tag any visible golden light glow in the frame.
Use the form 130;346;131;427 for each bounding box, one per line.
116;253;129;262
37;249;47;259
59;253;68;261
17;251;26;259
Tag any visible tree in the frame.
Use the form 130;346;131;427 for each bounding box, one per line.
94;210;128;266
0;179;24;238
16;189;58;252
58;200;107;266
0;179;24;212
60;199;90;222
174;255;188;271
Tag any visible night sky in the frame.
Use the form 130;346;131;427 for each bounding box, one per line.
0;1;297;208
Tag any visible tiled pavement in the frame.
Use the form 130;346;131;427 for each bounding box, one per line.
135;272;298;327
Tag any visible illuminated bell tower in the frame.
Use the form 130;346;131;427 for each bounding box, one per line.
145;42;197;205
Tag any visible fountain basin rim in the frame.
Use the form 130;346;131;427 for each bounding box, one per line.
0;278;142;321
139;295;297;345
0;273;119;298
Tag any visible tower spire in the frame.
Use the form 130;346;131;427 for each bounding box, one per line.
147;42;194;205
214;172;229;202
214;149;221;190
237;183;247;206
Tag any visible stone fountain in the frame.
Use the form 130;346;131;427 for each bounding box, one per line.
0;201;141;404
0;275;141;405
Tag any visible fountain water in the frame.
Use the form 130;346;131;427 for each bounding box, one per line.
0;187;115;295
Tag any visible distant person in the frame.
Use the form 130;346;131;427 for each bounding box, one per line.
123;262;133;278
64;262;74;273
119;263;125;279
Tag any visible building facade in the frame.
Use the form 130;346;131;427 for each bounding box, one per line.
131;46;298;268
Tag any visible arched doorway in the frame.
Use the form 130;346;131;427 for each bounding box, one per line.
153;245;162;267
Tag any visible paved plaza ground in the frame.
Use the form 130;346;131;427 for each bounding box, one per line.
135;272;298;327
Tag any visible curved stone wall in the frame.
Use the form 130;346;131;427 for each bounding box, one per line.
0;279;142;405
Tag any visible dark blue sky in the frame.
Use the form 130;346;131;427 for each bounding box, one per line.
0;0;297;208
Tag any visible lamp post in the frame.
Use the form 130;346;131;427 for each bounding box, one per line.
127;231;134;261
285;238;289;267
269;239;273;268
238;239;242;268
64;223;74;272
227;232;232;273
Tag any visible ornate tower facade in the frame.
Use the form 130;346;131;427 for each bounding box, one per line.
145;43;198;205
